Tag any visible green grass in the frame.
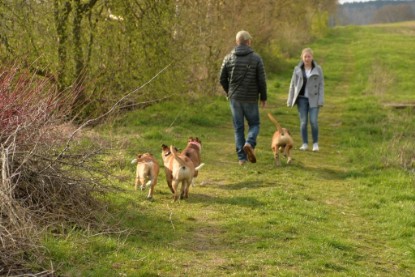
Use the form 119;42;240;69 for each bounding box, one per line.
42;22;415;276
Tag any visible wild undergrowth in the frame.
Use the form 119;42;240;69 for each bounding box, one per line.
39;22;415;276
0;64;115;275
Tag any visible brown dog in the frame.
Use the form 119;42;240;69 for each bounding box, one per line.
131;153;160;200
267;113;294;166
161;144;204;201
181;137;204;182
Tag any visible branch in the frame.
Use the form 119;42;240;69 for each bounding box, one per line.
56;63;173;160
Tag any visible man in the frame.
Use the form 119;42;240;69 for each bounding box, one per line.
219;30;267;165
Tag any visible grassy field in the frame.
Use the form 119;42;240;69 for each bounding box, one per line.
43;22;415;276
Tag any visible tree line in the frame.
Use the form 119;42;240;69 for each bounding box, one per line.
335;0;415;25
0;0;337;120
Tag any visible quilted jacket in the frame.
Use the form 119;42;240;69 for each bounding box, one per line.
219;45;267;102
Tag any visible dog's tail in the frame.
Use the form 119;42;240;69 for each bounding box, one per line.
170;145;187;169
267;113;284;135
195;163;205;171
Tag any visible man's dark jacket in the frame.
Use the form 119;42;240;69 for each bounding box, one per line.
219;44;267;102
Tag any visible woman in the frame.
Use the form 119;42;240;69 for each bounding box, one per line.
287;48;324;152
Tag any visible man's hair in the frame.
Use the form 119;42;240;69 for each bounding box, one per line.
236;30;252;45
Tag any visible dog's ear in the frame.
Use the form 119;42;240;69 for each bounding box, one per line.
137;154;143;158
196;137;201;143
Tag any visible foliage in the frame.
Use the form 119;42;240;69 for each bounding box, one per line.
0;0;338;119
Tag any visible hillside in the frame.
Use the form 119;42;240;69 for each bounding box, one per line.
40;22;415;276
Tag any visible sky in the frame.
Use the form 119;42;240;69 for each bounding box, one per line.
338;0;377;3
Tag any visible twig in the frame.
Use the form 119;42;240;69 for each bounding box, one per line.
167;204;175;230
57;63;173;160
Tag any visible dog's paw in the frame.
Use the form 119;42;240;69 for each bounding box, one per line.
146;195;154;201
131;158;137;164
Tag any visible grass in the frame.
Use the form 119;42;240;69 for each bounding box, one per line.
42;22;415;276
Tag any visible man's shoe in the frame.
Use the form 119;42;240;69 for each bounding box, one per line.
243;144;256;163
239;160;247;166
299;143;308;151
312;143;319;152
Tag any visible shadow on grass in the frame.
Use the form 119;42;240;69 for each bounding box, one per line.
289;161;354;180
188;192;265;208
216;180;276;190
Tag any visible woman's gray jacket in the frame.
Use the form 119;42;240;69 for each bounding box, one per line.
287;61;324;108
219;45;267;102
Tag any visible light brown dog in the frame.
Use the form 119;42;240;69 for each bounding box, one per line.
267;113;294;166
131;153;160;200
161;144;203;201
181;137;204;182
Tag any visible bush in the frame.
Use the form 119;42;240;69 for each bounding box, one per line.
0;64;108;274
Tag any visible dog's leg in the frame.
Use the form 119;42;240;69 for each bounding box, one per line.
139;178;147;191
274;152;281;166
180;181;186;200
273;146;281;167
183;180;190;199
286;145;293;164
172;180;180;201
134;177;139;190
165;171;174;193
147;179;154;200
147;170;159;200
134;166;140;190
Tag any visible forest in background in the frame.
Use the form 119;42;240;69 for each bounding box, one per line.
0;0;337;120
336;0;415;25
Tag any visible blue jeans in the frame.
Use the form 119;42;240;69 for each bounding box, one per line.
297;97;319;145
229;99;260;161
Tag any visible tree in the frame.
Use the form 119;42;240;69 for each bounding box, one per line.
0;0;337;117
372;4;415;24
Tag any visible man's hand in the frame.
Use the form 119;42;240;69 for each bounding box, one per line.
260;100;266;108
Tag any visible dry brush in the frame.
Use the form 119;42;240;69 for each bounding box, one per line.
0;64;109;275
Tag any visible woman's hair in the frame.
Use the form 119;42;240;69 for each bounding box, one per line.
301;48;313;58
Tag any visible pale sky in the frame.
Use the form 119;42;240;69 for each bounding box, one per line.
338;0;377;3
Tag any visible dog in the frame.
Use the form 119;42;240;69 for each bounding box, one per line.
267;113;294;166
131;153;160;200
161;144;204;201
181;137;204;183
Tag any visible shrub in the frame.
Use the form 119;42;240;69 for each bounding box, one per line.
0;64;107;274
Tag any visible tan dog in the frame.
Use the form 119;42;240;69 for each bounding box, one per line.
181;137;204;182
131;153;160;200
161;144;204;201
267;113;294;166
